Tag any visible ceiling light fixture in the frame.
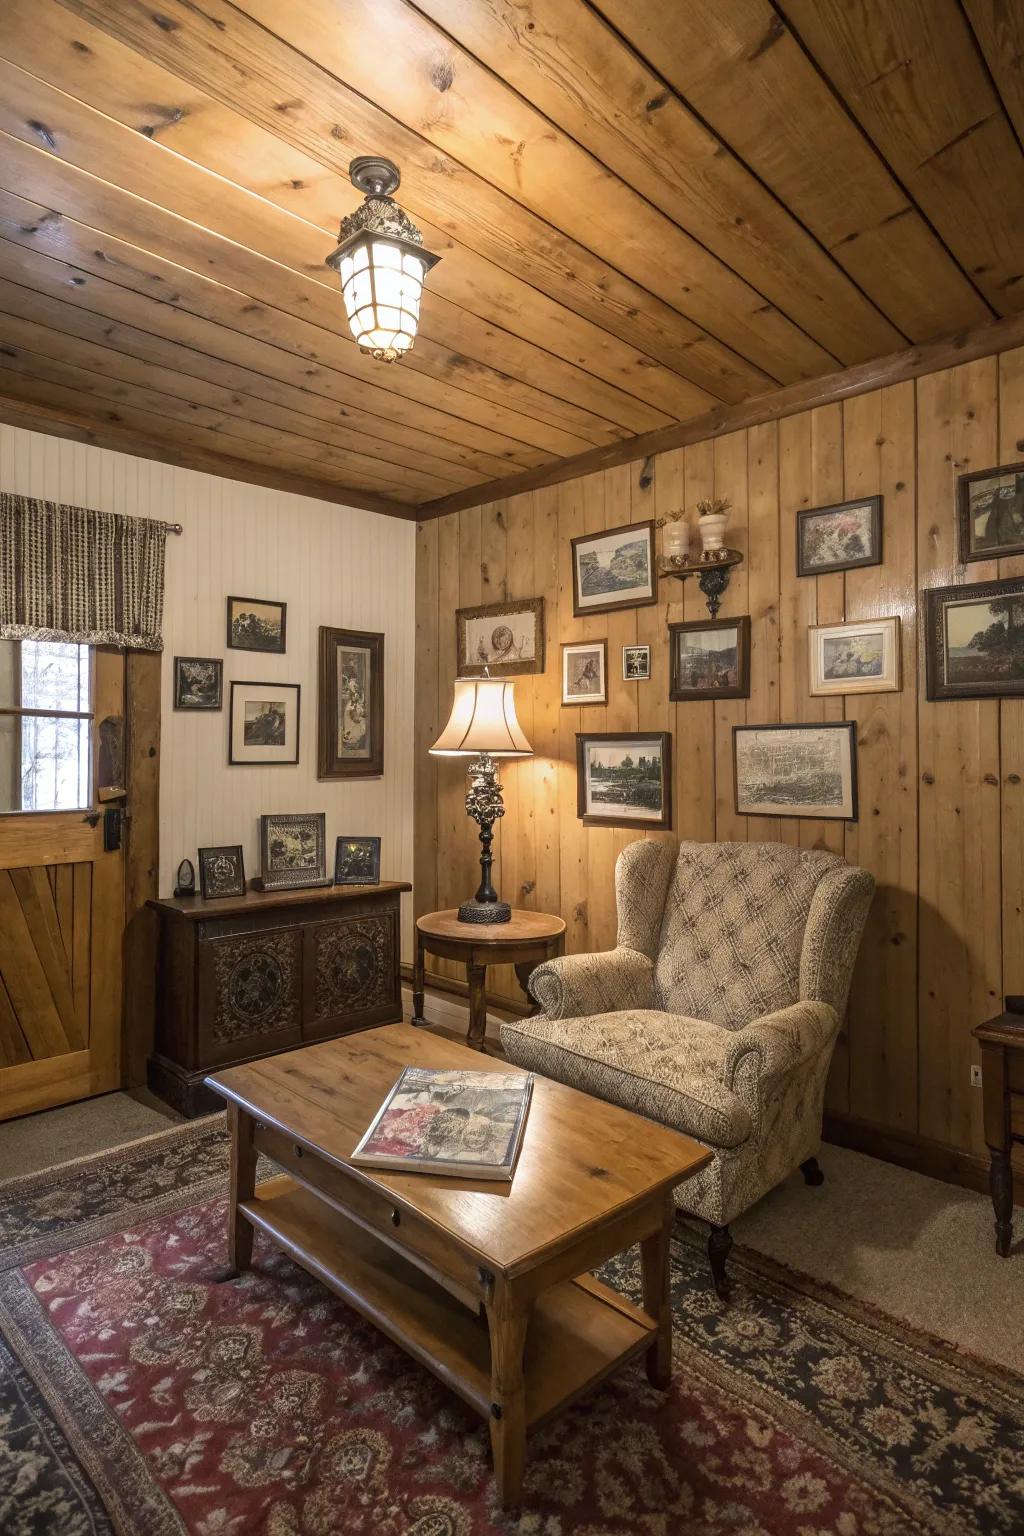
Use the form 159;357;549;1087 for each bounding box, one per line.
325;155;440;363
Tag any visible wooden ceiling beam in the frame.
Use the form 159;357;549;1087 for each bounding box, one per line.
416;310;1024;519
780;0;1024;314
0;394;417;518
594;0;991;342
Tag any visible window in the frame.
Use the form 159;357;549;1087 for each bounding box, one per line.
0;640;92;813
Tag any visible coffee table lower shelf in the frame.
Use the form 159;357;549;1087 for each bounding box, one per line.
242;1175;657;1432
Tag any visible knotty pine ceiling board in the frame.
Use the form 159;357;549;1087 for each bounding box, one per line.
0;0;1017;515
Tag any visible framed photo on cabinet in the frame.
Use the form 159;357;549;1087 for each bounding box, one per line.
957;462;1024;563
456;599;544;677
809;617;901;696
576;732;672;830
733;722;858;821
924;577;1024;700
669;617;750;701
571;521;657;616
796;497;882;577
229;681;300;765
335;835;381;885
561;640;607;704
259;812;329;891
198;845;246;900
317;627;384;779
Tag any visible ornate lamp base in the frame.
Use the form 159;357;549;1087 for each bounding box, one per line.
458;897;512;924
460;751;512;925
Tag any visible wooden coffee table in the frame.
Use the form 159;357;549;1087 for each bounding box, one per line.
207;1024;709;1507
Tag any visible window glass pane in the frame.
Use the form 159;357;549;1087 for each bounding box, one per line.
21;640;90;712
0;641;92;812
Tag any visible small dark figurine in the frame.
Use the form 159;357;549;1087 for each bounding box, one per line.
174;858;196;898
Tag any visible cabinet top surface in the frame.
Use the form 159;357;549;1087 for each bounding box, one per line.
417;908;566;944
150;881;411;920
206;1023;707;1275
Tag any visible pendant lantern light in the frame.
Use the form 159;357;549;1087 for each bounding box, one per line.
325;156;440;363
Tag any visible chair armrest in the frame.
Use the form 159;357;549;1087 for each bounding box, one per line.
527;948;655;1020
718;1001;838;1129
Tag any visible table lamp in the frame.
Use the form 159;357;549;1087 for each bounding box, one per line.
429;677;532;923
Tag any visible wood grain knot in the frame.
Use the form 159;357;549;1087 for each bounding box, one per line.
921;772;935;785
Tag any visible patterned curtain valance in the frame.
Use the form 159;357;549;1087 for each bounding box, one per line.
0;493;167;651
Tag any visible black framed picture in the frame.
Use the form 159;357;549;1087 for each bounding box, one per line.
198;844;246;900
622;644;651;681
796;497;882;577
317;627;384;779
259;812;329;891
924;576;1024;700
227;594;287;653
733;722;858;821
571;521;657;617
957;462;1024;564
229;681;300;765
173;656;222;711
669;617;750;701
576;732;672;829
334;835;381;885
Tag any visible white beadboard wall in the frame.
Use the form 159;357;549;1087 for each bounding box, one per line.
0;425;417;957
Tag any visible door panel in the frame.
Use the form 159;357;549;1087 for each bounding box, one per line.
0;648;125;1121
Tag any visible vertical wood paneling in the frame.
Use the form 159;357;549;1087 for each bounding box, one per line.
0;423;417;959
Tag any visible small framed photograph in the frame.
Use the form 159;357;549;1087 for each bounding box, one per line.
227;594;287;653
734;722;858;821
809;617;901;696
260;812;329;891
669;617;750;701
796;497;882;577
456;599;544;677
318;627;384;779
334;835;381;885
958;462;1024;563
561;640;606;704
229;681;300;765
576;732;672;830
198;844;246;900
623;644;651;681
571;521;657;616
924;577;1024;700
173;656;222;711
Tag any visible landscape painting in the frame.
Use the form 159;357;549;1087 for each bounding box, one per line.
571;521;656;616
958;462;1024;563
576;732;672;829
229;681;300;765
810;617;900;696
796;497;882;576
457;599;544;677
227;595;286;653
173;656;222;711
260;812;328;891
734;723;857;820
669;617;750;701
925;578;1024;700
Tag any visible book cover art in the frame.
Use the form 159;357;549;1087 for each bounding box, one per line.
351;1066;533;1180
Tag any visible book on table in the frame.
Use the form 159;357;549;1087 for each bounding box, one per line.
351;1065;533;1181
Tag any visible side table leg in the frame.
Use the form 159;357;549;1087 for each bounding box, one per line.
486;1289;530;1508
989;1147;1014;1258
640;1193;673;1389
411;931;427;1026
219;1102;257;1280
467;962;487;1050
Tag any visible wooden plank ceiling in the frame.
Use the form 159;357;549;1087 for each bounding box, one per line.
0;0;1021;518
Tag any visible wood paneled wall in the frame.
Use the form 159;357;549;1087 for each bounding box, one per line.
415;346;1024;1162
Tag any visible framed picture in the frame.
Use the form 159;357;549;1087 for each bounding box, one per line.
229;681;300;765
796;497;882;577
227;594;287;653
571;520;657;616
924;577;1024;700
259;812;329;891
809;617;901;696
561;640;606;704
334;835;381;885
576;732;672;829
317;627;384;779
958;462;1024;564
669;617;750;701
456;599;544;677
733;722;858;821
173;656;222;711
623;644;651;681
198;844;246;900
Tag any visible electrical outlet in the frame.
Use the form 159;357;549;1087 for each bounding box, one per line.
970;1065;983;1088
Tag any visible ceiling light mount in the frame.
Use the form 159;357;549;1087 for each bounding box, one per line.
326;155;440;364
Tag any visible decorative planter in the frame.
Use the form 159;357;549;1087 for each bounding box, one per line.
698;509;729;556
663;522;689;562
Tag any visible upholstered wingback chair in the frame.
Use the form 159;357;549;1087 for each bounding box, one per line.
501;840;874;1295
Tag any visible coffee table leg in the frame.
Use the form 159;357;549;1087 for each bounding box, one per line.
411;930;427;1027
226;1102;257;1277
486;1289;530;1507
467;962;487;1050
640;1194;673;1389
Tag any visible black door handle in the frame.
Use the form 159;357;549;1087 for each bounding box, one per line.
103;807;122;851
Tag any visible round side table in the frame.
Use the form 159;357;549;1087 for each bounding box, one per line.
412;909;566;1050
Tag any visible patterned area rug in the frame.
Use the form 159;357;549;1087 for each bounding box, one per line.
1;1121;1023;1536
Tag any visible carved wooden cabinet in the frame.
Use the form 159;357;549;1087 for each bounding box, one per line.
148;882;411;1115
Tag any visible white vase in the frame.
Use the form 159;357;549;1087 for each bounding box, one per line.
663;522;689;562
698;509;729;557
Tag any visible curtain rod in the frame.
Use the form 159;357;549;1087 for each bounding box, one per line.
159;522;183;535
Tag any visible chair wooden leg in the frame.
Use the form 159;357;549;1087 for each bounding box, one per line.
708;1223;732;1298
800;1156;825;1187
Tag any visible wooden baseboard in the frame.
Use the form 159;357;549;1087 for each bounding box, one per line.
823;1111;1024;1208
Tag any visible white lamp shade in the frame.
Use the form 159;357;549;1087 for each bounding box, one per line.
430;678;533;757
338;234;428;361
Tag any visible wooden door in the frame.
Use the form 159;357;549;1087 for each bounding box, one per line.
0;645;125;1121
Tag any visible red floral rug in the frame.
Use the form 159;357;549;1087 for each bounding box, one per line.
1;1121;1023;1535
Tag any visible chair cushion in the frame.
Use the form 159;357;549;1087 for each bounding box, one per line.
500;1010;752;1149
653;841;845;1028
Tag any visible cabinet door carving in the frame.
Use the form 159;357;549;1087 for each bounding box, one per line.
204;927;303;1046
309;913;395;1025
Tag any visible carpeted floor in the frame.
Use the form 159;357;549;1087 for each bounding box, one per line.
0;1089;181;1180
